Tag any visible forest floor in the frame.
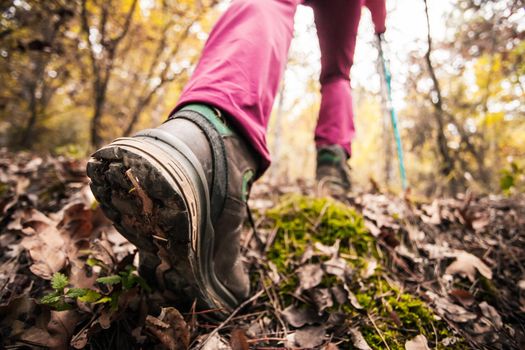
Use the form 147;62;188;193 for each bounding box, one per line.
1;149;524;350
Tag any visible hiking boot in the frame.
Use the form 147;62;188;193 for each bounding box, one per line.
316;145;351;197
86;104;257;316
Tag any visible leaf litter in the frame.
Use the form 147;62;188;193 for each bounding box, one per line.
1;149;524;349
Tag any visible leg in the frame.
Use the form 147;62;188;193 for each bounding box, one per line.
174;0;301;174
311;0;363;156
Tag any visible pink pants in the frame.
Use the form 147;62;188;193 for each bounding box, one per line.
174;0;384;173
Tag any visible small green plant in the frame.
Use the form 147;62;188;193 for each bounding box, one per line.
40;272;75;311
40;266;150;311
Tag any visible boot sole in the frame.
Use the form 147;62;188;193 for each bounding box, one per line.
86;133;237;314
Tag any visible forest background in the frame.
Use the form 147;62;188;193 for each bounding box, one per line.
0;0;523;196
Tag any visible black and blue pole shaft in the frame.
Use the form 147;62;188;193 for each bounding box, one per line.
376;33;408;190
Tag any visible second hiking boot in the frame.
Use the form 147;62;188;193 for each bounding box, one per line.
316;145;351;197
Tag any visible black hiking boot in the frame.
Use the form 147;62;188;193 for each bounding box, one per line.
86;104;258;316
316;145;351;197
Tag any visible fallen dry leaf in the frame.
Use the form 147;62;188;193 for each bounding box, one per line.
300;245;315;263
421;200;442;225
46;310;81;350
471;215;490;233
426;291;477;323
330;285;347;305
361;258;378;278
349;327;372;350
364;220;381;237
267;261;281;284
314;240;340;257
294;325;325;348
70;329;88;349
479;301;503;329
145;307;189;350
323;256;349;277
445;251;493;282
449;289;475;307
246;316;271;338
230;328;249;350
199;332;231;350
18;326;53;348
21;224;68;279
405;334;430;350
422;243;457;260
281;305;321;328
310;288;334;313
343;284;363;310
58;202;93;239
296;263;324;290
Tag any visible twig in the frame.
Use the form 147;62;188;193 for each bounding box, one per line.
431;320;438;350
195;289;265;350
264;227;279;253
229;310;268;321
260;274;288;336
367;312;391;350
247;337;286;343
125;169;153;215
185;307;224;316
313;202;330;230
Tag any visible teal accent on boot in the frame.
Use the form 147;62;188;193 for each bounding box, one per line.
241;169;254;202
180;104;233;136
317;151;342;165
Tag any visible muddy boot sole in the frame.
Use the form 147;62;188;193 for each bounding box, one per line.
86;131;238;314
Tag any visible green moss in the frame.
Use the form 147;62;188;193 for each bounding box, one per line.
262;195;466;349
356;293;373;309
266;195;375;265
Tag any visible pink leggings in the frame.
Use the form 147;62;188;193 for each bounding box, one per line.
174;0;375;173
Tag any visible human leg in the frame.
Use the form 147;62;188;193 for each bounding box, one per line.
174;0;301;174
310;0;363;194
311;0;363;156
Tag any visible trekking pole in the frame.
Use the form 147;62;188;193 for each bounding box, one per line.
376;33;408;191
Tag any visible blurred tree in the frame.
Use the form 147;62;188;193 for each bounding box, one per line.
0;0;221;151
120;0;219;137
401;0;524;194
0;0;76;148
80;0;219;147
80;0;139;148
423;0;456;181
0;0;522;195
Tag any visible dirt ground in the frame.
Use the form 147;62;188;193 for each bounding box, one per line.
1;149;524;349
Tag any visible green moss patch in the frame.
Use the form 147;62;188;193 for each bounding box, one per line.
263;195;466;349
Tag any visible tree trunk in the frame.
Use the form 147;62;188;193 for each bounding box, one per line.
90;75;108;148
81;0;138;149
90;103;104;149
423;0;455;179
19;90;39;148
